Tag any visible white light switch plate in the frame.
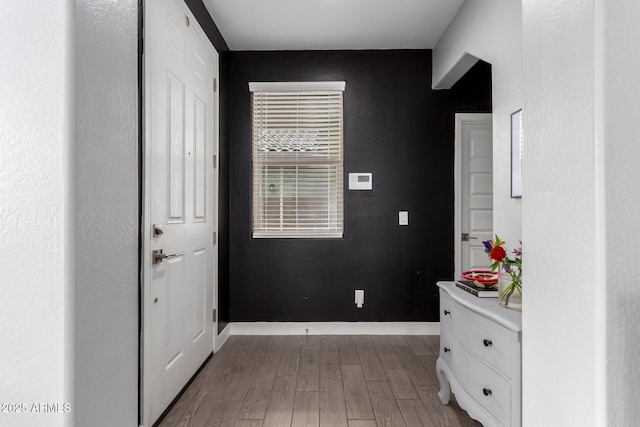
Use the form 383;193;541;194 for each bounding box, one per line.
355;289;364;308
399;211;409;226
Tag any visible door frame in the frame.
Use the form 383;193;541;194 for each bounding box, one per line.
454;113;492;279
139;0;220;425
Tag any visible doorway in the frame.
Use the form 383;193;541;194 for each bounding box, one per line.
454;113;493;279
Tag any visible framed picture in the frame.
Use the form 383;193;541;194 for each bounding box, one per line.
511;109;522;198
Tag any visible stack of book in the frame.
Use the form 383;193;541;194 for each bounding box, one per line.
455;280;498;298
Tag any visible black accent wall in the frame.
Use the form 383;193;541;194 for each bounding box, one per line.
228;51;491;322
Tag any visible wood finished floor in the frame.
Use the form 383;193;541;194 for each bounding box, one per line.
158;335;482;427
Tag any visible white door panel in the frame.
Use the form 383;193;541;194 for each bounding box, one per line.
143;0;218;425
194;97;207;222
455;114;493;277
469;174;492;197
193;248;207;339
469;246;491;270
167;71;186;223
469;209;492;233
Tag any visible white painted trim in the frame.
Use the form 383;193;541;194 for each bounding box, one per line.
210;39;220;355
454;115;463;279
228;322;440;336
216;324;231;352
593;1;607;423
249;81;346;92
454;113;493;279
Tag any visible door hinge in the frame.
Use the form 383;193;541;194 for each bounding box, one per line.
212;308;217;322
185;15;190;27
213;78;217;92
212;154;217;169
212;231;217;245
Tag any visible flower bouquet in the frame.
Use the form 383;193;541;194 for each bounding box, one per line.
482;235;522;306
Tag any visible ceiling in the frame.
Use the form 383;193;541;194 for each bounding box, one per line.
202;0;464;51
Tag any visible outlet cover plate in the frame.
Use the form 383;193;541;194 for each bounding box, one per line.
399;211;409;226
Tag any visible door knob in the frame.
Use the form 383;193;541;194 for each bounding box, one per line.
152;249;179;264
461;233;478;241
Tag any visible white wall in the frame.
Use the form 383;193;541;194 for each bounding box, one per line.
74;0;139;426
521;0;640;424
603;2;640;424
522;0;603;423
435;0;640;424
0;2;139;426
0;2;74;427
432;0;523;249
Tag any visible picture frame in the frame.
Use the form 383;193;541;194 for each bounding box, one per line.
511;109;522;198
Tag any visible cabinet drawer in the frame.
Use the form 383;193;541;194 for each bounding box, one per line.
439;333;453;365
453;344;511;426
452;299;514;378
439;290;454;331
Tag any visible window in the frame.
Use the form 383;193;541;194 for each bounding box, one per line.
250;81;345;238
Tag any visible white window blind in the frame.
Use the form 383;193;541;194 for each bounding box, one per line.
250;82;345;238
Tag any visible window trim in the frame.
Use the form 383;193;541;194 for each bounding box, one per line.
249;81;346;93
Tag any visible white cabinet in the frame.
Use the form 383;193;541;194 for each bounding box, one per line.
436;281;522;427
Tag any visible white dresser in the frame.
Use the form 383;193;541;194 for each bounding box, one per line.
436;281;522;427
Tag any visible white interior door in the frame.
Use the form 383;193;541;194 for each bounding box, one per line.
454;114;493;278
142;0;218;425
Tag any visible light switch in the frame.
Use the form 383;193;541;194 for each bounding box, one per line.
399;211;409;226
355;289;364;308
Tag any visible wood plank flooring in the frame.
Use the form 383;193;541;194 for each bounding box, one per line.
158;335;482;427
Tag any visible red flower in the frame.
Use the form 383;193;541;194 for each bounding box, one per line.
489;246;506;262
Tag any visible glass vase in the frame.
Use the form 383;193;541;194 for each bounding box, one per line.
498;269;522;311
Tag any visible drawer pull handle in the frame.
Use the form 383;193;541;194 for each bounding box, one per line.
483;339;493;347
483;388;492;397
443;310;450;316
444;347;451;353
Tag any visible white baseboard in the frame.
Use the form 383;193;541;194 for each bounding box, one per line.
215;324;231;351
228;322;440;336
